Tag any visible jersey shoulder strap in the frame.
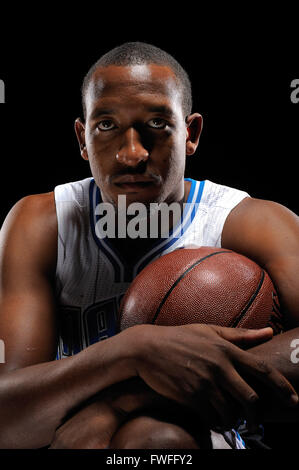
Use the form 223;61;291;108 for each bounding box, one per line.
199;179;250;247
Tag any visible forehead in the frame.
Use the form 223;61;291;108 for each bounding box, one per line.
85;64;183;117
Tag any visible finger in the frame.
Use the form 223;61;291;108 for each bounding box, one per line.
189;384;240;432
213;326;274;349
228;345;298;407
209;389;242;431
220;365;260;427
239;355;298;406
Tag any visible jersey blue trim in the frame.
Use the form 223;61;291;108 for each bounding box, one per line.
180;179;205;236
89;179;123;282
134;179;205;275
233;430;246;449
89;178;205;282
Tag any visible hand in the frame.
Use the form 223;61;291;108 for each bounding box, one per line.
131;324;298;430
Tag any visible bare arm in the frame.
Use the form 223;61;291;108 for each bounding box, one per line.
222;197;299;420
249;329;299;422
0;195;138;448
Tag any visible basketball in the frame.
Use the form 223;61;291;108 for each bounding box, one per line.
118;246;284;333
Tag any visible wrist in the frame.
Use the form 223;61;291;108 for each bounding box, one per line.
121;324;156;374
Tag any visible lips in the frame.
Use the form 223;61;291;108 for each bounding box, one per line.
113;175;157;184
112;174;160;193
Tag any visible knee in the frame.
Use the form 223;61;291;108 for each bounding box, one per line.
110;415;200;449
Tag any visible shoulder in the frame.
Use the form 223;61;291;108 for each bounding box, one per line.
222;196;299;266
2;192;57;235
223;196;299;237
0;192;57;274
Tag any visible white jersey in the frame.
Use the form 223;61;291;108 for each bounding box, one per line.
54;177;249;359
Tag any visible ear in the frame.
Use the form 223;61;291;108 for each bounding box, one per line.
74;118;88;161
185;113;203;156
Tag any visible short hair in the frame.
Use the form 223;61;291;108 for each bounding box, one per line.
81;42;192;120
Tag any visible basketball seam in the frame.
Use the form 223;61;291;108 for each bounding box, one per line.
151;250;231;324
230;270;265;328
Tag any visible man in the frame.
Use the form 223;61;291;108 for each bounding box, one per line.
0;42;299;449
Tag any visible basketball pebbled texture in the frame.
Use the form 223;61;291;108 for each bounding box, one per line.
118;246;284;333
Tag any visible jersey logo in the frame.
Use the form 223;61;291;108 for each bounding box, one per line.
57;296;123;358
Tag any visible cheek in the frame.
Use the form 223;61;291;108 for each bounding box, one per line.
87;140;114;163
167;154;186;184
86;126;117;158
86;151;109;188
159;135;186;175
86;137;116;179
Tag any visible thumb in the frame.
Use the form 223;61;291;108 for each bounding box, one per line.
213;326;274;349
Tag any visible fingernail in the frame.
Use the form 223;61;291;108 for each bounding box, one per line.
290;394;299;405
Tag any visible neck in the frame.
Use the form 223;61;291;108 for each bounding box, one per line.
107;179;192;262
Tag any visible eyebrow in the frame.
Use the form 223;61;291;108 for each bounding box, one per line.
146;105;175;117
89;104;175;121
89;108;116;121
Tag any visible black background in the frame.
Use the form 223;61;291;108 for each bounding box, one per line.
0;7;298;455
0;10;298;224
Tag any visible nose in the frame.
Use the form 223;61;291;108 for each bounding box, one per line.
116;128;149;167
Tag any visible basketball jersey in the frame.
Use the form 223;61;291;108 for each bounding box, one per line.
54;176;249;359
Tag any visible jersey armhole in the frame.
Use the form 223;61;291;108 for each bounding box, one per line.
217;195;251;247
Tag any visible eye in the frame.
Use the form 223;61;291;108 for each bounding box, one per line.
97;120;117;131
147;118;167;129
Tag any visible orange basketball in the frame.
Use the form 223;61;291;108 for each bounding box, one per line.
118;246;284;333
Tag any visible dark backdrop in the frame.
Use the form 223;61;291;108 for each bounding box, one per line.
0;10;298;452
0;15;298;225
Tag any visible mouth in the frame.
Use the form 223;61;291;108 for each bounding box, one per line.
112;175;159;193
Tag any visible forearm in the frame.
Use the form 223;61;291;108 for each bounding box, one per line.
248;326;299;422
0;328;137;449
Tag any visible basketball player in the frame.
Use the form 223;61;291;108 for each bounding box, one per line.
0;42;299;449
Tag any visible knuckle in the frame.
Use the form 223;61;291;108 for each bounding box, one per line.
215;341;229;355
256;358;270;374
